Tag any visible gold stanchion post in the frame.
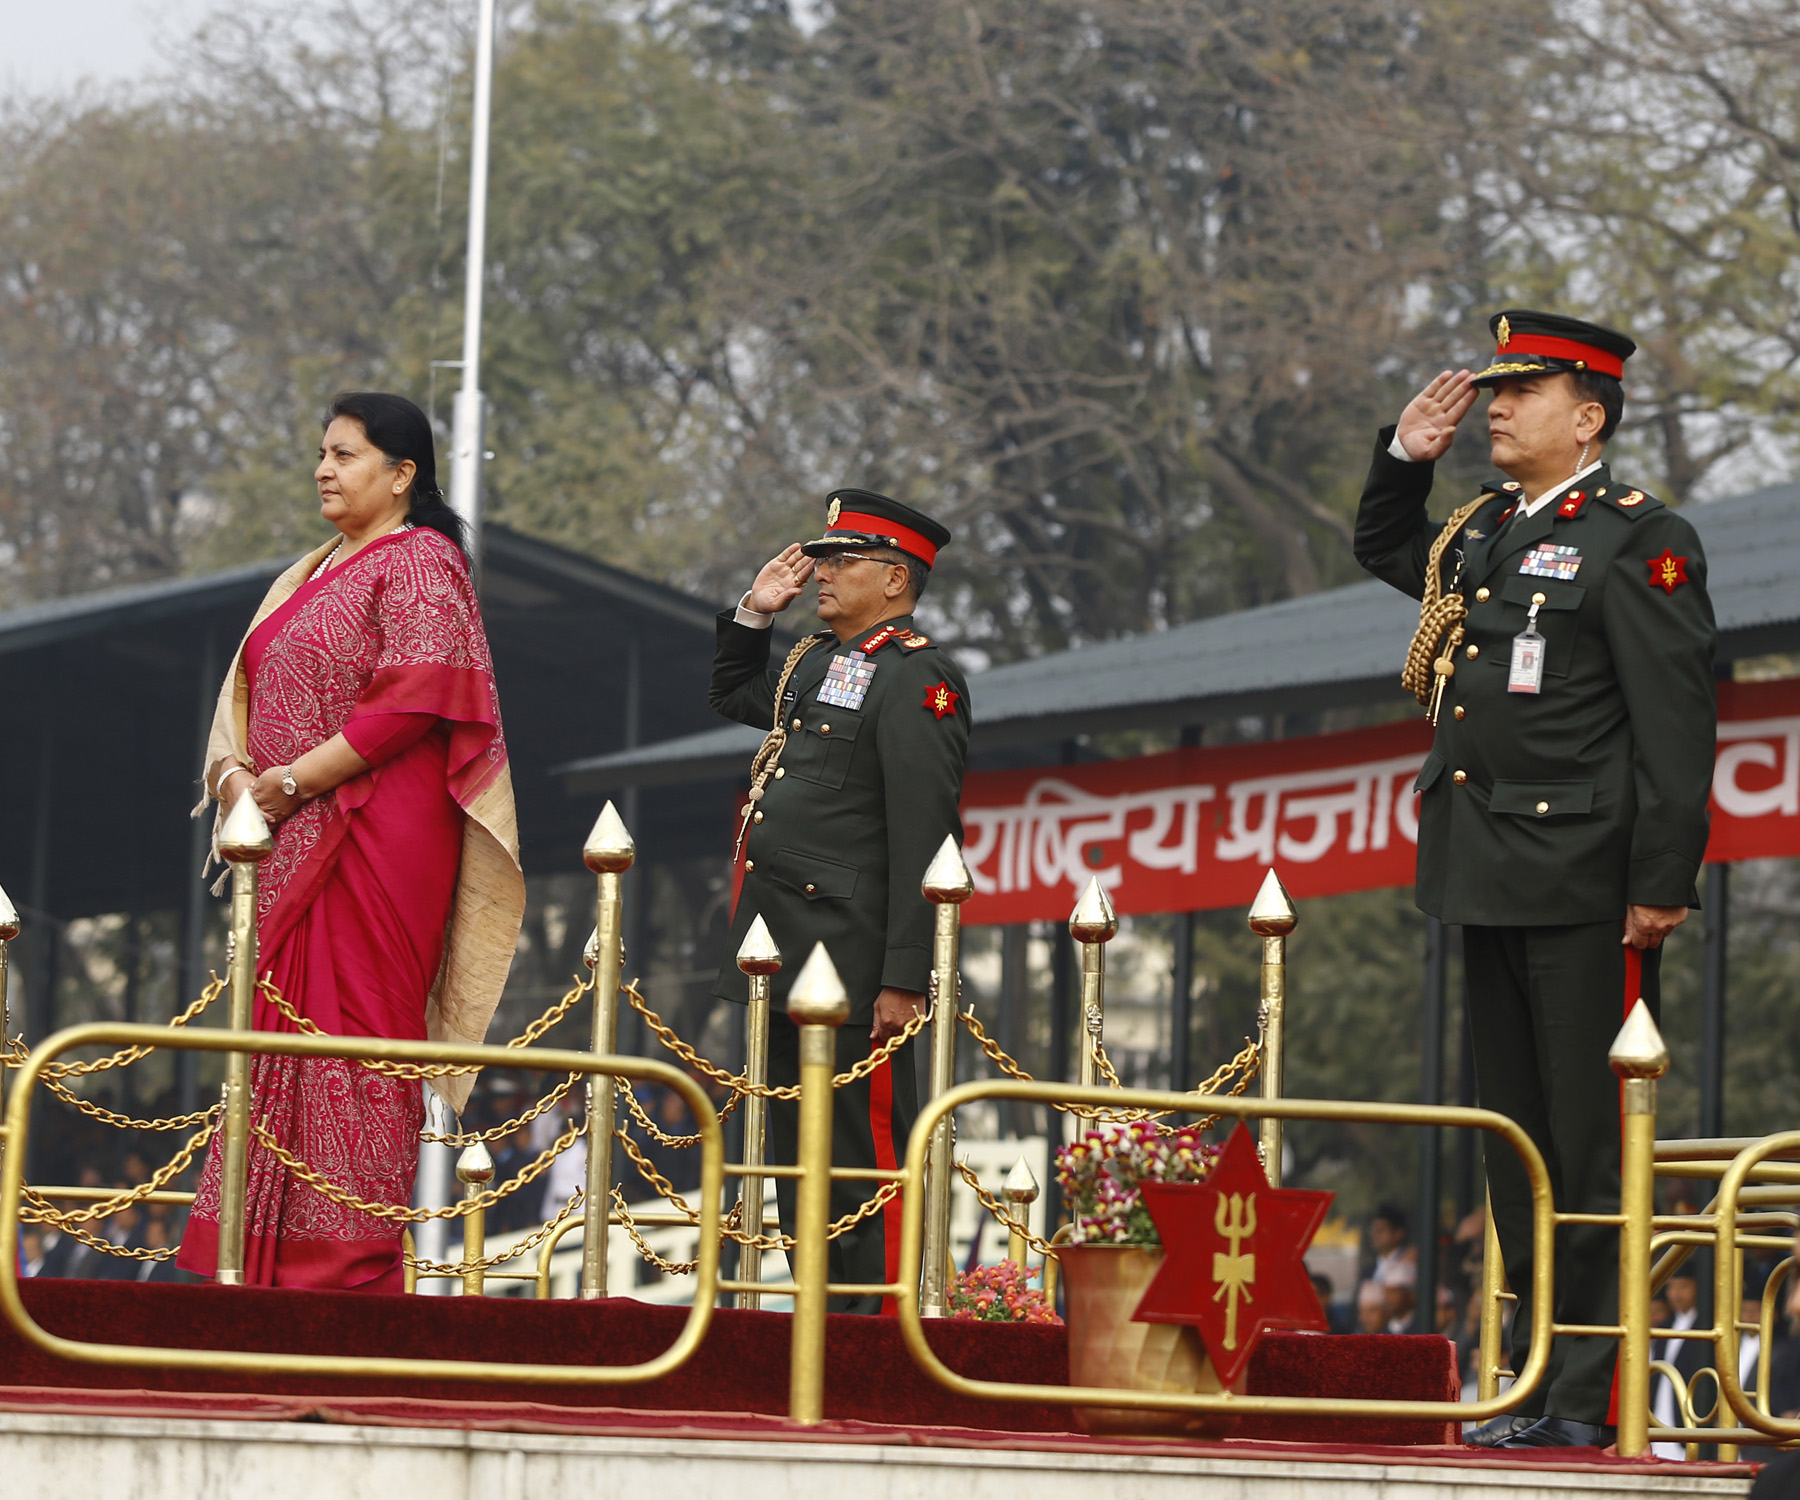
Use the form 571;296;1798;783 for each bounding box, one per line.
1069;877;1118;1089
1003;1155;1039;1273
215;794;273;1285
457;1141;495;1297
787;941;849;1424
920;837;973;1318
0;882;18;1164
1611;998;1670;1459
1248;868;1296;1186
581;800;634;1300
1478;1188;1506;1401
735;914;781;1310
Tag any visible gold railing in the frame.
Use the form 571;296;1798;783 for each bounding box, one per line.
0;1019;722;1386
883;1078;1559;1427
24;793;1789;1445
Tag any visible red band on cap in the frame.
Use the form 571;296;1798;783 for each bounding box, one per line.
834;510;939;566
1498;333;1625;378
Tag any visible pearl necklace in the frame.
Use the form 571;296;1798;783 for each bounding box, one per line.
309;520;415;582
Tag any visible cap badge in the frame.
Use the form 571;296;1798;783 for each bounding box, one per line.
826;497;841;527
1496;314;1512;349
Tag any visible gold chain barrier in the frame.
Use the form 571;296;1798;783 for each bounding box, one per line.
9;804;1787;1448
0;1017;724;1387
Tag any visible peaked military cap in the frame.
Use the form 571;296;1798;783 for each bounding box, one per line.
800;488;952;567
1470;310;1637;388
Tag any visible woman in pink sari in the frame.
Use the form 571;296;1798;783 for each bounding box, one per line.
177;392;525;1292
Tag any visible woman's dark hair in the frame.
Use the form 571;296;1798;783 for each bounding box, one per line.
324;391;467;556
1568;369;1624;445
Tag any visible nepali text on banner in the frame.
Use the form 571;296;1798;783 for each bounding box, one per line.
958;677;1800;923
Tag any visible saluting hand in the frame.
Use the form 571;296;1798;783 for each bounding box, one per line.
1396;369;1478;462
748;544;816;614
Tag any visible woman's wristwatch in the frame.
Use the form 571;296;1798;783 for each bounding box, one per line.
280;768;300;798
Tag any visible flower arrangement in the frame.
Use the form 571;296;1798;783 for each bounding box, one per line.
1054;1120;1220;1246
948;1260;1060;1323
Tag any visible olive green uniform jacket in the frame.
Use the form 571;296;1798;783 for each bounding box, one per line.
709;611;971;1018
1353;430;1716;925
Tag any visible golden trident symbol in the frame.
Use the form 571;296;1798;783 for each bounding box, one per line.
1662;557;1680;590
1212;1192;1258;1350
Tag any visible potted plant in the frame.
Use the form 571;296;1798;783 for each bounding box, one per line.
947;1261;1060;1324
1054;1119;1238;1437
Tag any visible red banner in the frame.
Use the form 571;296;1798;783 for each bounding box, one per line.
959;678;1800;924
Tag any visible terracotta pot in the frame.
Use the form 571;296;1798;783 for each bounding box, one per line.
1058;1242;1242;1438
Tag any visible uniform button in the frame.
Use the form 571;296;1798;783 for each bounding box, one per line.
820;723;831;735
1453;770;1467;785
1531;591;1546;607
1536;801;1550;815
1465;644;1479;660
1453;706;1465;720
804;883;816;894
745;860;755;872
752;810;763;823
791;718;801;731
1475;588;1489;603
774;767;785;779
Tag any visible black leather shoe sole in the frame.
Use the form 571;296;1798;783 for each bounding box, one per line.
1465;1414;1535;1447
1498;1416;1616;1449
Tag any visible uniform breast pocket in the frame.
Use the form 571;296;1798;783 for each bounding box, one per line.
1499;575;1585;678
783;714;861;789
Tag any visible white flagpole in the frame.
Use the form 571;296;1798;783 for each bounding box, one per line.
417;0;497;1292
446;0;496;580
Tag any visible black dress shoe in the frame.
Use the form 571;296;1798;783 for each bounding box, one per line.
1498;1416;1616;1448
1465;1414;1537;1447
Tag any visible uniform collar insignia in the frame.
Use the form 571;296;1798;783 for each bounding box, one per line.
858;621;915;653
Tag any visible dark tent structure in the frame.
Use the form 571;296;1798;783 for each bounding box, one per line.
0;525;746;1068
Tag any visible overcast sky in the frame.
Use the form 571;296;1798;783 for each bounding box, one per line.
1;0;210;97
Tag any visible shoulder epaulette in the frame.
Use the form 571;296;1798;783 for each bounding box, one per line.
1594;484;1665;520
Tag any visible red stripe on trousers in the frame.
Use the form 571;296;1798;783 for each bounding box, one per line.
867;1044;904;1316
1605;944;1644;1428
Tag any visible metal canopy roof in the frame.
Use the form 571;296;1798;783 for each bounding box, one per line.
557;479;1800;792
0;525;742;922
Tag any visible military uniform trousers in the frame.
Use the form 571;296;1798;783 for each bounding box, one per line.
762;1009;918;1315
1468;920;1662;1425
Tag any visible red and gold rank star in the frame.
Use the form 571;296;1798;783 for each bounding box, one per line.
922;681;960;719
1646;549;1689;595
1133;1123;1332;1387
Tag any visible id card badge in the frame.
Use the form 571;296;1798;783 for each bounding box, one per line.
1508;629;1545;692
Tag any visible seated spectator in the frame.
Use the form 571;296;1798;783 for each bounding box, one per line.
1356;1278;1387;1334
1368;1202;1416;1287
1435;1282;1458;1335
1380;1253;1417;1333
487;1122;543;1236
1310;1272;1349;1333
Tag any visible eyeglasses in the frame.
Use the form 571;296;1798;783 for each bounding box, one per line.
813;551;892;575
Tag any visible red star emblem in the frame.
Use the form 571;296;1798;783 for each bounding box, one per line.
1646;549;1689;594
1133;1124;1331;1387
922;681;960;719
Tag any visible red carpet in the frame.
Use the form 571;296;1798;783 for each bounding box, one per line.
0;1280;1464;1443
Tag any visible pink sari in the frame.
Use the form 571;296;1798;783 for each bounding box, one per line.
178;527;508;1291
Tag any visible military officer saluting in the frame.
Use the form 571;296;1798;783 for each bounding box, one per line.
711;489;969;1312
1356;312;1716;1448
